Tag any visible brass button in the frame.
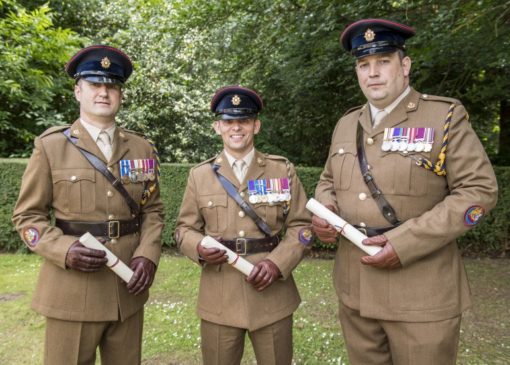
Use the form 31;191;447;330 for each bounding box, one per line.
240;191;245;197
338;148;345;155
70;175;77;181
207;201;213;207
366;137;374;145
110;238;118;244
107;191;114;197
238;211;245;218
107;167;113;173
108;214;115;220
359;222;367;227
238;230;245;238
216;157;223;163
358;192;367;201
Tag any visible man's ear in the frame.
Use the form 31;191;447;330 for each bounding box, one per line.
402;56;412;78
213;120;221;135
254;119;261;135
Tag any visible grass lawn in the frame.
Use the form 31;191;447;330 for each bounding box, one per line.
0;253;508;364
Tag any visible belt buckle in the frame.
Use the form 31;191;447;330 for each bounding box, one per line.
235;238;247;255
108;221;120;239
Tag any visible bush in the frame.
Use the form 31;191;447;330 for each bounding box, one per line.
2;159;508;256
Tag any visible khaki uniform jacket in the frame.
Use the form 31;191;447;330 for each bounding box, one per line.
315;88;498;322
12;120;165;322
175;150;311;331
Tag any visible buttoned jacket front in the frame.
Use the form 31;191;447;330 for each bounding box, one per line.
315;88;498;322
12;119;165;322
176;150;311;331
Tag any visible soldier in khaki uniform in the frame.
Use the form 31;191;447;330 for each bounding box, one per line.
12;45;165;365
175;86;312;365
312;19;498;364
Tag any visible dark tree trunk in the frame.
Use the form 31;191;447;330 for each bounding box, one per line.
498;99;510;166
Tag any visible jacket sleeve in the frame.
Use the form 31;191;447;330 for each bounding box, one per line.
12;137;76;269
386;104;498;266
132;145;165;266
175;169;205;264
266;162;312;279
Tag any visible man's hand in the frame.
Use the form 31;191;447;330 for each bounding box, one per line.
311;204;338;243
246;259;281;291
360;235;402;270
65;240;107;272
196;242;228;265
127;257;156;295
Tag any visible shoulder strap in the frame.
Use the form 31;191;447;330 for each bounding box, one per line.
211;164;272;236
356;123;400;226
63;129;140;216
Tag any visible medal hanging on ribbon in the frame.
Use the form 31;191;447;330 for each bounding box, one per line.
248;180;258;204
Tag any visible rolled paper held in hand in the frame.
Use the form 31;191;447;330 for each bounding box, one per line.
306;198;382;256
201;236;254;276
79;232;134;283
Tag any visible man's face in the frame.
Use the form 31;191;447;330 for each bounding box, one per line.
213;118;261;158
74;79;122;125
355;51;411;108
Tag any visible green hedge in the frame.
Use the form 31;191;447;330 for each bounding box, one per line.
1;159;508;257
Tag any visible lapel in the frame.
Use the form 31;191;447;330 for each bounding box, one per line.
241;150;266;192
69;119;106;162
358;104;373;135
213;151;240;189
109;128;130;166
371;88;421;136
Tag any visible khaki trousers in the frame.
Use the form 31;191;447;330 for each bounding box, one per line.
200;315;293;365
339;302;461;365
44;309;144;365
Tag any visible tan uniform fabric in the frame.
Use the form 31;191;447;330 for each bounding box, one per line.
175;149;311;352
200;315;293;365
315;89;497;361
12;120;164;360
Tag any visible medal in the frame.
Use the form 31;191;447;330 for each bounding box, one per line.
281;178;291;202
424;128;434;152
399;128;409;151
407;128;416;151
415;128;425;152
391;128;401;151
120;160;130;184
147;159;156;181
248;180;258;203
381;128;392;152
129;160;137;183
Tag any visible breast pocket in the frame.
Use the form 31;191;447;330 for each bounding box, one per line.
252;202;280;229
331;142;357;191
199;194;228;234
381;152;429;196
52;169;96;213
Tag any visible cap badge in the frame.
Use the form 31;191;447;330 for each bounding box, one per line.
364;28;375;42
232;95;241;106
101;57;111;69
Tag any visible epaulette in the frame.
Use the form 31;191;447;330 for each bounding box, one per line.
264;153;289;163
419;93;461;105
193;155;219;170
119;127;146;139
39;125;70;138
342;104;364;117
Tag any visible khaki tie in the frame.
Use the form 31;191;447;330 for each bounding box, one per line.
233;160;246;183
373;109;388;128
98;131;112;161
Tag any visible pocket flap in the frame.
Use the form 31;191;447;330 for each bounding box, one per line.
198;194;228;208
52;169;96;183
331;142;357;157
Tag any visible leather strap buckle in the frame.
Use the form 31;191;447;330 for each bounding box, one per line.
235;238;247;255
357;227;367;236
108;221;120;239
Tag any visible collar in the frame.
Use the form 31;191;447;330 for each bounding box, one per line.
369;86;411;123
80;118;116;143
223;148;255;168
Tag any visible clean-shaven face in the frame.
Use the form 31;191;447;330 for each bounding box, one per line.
355;51;411;108
213;118;261;159
74;79;122;126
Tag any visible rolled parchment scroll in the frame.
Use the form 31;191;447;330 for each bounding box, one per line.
305;198;382;256
79;232;134;283
201;236;255;276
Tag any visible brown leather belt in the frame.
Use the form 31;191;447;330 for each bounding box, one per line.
56;218;140;239
353;225;395;237
220;236;280;255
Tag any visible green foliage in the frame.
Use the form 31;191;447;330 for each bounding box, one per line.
0;0;85;157
2;159;509;257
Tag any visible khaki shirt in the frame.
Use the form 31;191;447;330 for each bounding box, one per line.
175;150;311;331
12;120;165;322
315;88;498;322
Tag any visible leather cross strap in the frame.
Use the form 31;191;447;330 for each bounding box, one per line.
356;122;400;226
212;164;273;237
63;129;140;216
